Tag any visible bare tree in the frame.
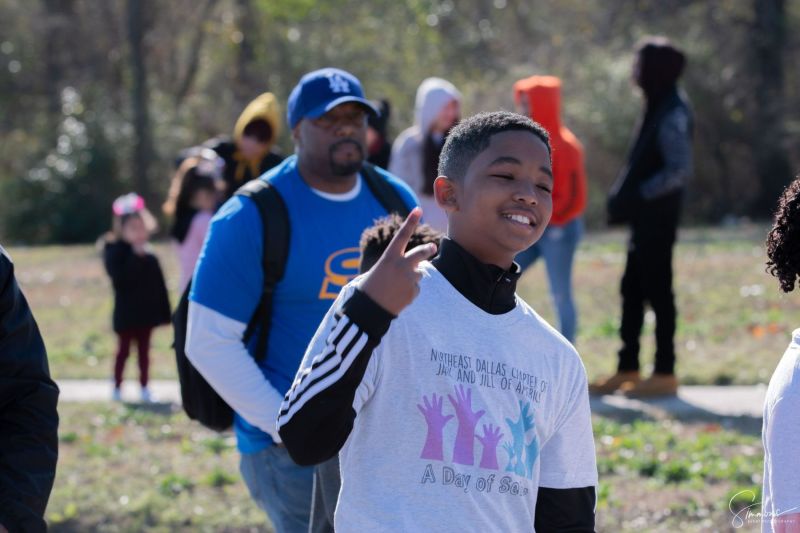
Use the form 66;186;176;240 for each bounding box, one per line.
174;0;219;108
127;0;154;201
751;0;792;215
42;0;75;131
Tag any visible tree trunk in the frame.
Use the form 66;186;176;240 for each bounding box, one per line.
127;0;153;201
750;0;792;216
42;0;75;134
174;0;219;109
234;0;259;107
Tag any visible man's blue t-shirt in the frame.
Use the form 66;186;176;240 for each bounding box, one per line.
190;155;418;452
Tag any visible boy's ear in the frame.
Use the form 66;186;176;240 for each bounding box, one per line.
434;176;459;213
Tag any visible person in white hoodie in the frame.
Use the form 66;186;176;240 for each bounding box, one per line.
390;78;461;232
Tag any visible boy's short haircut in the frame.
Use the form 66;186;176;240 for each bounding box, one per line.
438;111;551;182
359;214;443;273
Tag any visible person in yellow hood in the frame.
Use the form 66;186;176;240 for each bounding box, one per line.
513;75;587;344
207;92;285;199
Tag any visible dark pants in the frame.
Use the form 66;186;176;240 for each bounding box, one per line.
113;327;152;388
309;456;340;533
618;228;677;375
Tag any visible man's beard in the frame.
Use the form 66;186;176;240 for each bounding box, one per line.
329;139;365;176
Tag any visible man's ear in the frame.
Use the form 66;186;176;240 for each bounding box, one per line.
291;123;302;146
433;176;459;213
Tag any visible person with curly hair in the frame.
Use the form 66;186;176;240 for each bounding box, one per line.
762;176;800;532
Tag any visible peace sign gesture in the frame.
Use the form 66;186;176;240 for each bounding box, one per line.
360;208;438;316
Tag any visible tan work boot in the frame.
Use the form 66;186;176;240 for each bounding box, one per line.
621;373;678;398
588;371;641;396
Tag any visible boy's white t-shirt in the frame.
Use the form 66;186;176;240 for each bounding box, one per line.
762;329;800;532
301;262;597;532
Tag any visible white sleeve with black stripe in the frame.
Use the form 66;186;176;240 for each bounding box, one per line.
277;284;395;466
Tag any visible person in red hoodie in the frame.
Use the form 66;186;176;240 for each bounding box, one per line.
513;76;587;343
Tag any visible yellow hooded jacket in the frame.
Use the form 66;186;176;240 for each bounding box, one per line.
230;92;283;185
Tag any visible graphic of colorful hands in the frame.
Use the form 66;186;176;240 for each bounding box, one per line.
417;393;454;461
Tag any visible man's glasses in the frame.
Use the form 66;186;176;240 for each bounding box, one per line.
311;109;368;130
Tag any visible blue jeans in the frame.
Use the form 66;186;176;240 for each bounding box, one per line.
515;218;583;343
240;445;315;533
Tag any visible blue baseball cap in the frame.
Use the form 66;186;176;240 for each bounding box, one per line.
287;68;378;129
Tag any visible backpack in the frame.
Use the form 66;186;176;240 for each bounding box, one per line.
173;163;411;431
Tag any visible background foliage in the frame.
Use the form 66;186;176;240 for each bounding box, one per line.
1;0;798;243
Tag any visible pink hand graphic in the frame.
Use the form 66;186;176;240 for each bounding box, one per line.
417;393;454;461
477;424;503;470
448;385;485;465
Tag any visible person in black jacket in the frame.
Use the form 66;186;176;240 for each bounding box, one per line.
0;245;59;533
592;36;694;398
103;194;171;403
366;99;393;170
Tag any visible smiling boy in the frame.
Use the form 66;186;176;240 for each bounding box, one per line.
278;111;597;531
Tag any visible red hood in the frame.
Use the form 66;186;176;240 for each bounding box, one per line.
512;75;587;225
513;75;562;138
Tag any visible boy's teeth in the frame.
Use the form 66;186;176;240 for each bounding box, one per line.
506;214;531;225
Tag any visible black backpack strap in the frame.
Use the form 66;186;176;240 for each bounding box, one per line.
236;179;290;362
361;162;411;217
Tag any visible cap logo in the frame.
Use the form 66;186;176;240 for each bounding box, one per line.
327;73;350;94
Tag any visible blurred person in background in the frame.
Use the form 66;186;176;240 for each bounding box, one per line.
179;92;285;200
163;151;225;292
593;37;693;398
513;75;588;344
390;77;461;232
366;99;393;169
102;194;171;403
0;246;59;533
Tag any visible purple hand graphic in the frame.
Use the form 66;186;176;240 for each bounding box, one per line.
448;385;485;465
477;424;503;470
417;393;454;461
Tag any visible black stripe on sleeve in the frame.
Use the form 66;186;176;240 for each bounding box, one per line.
278;289;394;466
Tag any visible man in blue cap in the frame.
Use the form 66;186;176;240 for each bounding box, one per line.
186;68;418;532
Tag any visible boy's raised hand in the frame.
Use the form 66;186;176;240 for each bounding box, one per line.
360;208;438;316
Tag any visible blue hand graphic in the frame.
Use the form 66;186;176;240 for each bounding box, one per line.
505;401;533;477
502;441;516;472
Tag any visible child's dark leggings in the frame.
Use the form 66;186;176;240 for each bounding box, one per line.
113;327;153;388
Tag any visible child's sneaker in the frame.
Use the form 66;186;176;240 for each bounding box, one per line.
111;387;122;402
140;386;153;403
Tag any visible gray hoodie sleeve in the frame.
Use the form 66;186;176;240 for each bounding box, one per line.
639;107;693;200
389;129;423;194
